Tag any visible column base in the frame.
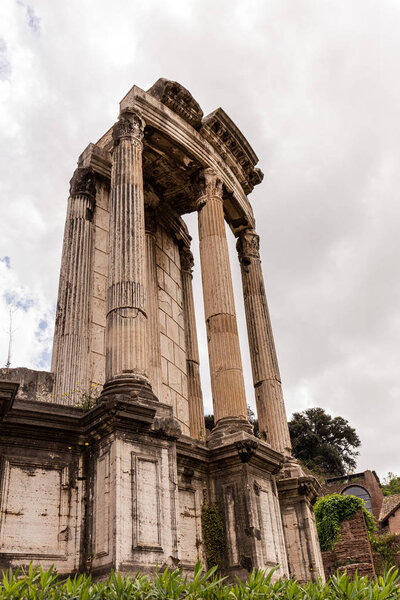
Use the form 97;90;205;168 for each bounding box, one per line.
100;375;158;403
207;417;253;448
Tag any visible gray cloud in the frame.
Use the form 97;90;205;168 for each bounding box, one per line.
0;0;399;479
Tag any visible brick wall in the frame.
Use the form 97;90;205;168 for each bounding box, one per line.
321;509;376;578
320;471;383;521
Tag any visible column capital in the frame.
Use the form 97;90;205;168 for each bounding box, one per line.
69;167;96;198
237;228;260;266
180;246;194;274
192;167;223;209
112;107;145;147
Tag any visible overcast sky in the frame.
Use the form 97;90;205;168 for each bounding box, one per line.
0;0;399;478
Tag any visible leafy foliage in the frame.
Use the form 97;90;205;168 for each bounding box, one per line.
371;533;400;573
201;504;226;571
1;562;400;599
204;413;215;431
381;472;400;497
289;407;361;476
314;493;376;551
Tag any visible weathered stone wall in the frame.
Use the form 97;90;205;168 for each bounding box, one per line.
0;392;83;574
156;225;189;435
4;367;53;402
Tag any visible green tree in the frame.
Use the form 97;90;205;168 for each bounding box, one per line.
381;472;400;496
288;407;360;476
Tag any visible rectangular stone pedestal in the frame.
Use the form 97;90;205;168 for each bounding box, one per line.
208;431;289;580
278;475;325;582
84;396;181;577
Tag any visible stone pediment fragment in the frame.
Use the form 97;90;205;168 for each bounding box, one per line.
147;78;204;130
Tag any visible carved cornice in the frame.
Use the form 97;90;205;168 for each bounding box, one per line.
113;108;145;147
147;78;203;130
200;108;264;195
0;381;19;420
180;246;194;274
192;167;223;208
69;167;97;198
237;228;260;266
78;143;112;183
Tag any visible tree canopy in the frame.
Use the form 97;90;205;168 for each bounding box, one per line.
288;407;360;476
381;472;400;497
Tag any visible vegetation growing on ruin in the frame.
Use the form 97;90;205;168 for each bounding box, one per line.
201;504;226;571
371;533;400;573
55;383;101;410
1;562;400;599
314;493;376;551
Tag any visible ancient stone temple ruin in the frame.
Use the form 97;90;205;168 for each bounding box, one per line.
0;79;324;581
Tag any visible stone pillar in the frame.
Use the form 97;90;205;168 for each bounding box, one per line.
52;167;96;404
103;108;149;394
145;211;162;400
196;168;248;426
180;246;205;440
237;228;291;454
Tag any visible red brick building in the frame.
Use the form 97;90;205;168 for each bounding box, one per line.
320;470;383;520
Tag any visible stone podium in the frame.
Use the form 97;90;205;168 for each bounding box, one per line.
0;79;324;582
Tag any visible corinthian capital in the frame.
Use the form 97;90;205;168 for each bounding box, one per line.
192;167;223;209
180;246;194;274
112;107;145;146
69;167;96;198
236;229;260;265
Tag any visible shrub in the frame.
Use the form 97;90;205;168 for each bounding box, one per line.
314;493;376;551
371;532;400;573
0;562;400;599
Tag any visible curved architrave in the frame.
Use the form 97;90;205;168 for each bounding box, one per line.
114;85;256;230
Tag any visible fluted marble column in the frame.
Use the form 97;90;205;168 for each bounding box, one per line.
145;211;162;400
180;246;205;439
237;229;291;454
52;167;96;404
104;108;149;392
197;168;248;425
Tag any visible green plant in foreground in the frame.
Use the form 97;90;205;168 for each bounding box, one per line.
314;493;376;552
1;561;400;599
